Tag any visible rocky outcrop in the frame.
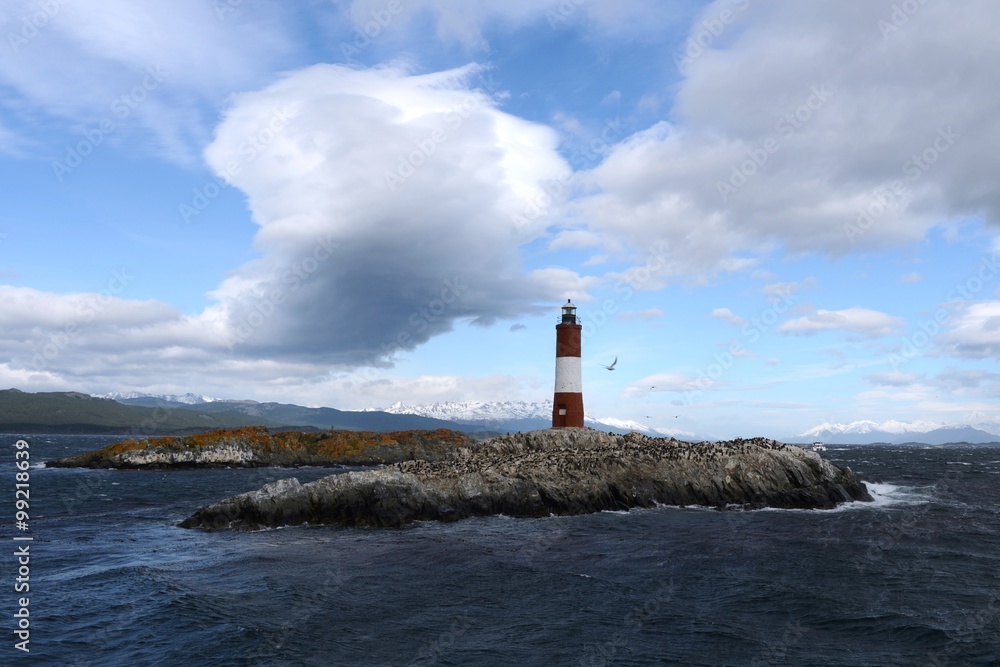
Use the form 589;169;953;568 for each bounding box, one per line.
179;429;872;530
45;426;475;469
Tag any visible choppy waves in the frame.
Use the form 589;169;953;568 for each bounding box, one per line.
19;437;1000;666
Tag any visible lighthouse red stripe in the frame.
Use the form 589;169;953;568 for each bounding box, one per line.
555;324;581;357
552;392;584;428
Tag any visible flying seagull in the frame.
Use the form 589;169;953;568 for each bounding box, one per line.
603;356;617;371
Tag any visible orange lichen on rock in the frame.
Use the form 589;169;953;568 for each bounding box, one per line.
46;426;477;469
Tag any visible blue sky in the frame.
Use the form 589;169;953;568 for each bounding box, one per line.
1;0;998;439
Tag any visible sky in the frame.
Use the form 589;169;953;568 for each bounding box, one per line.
0;0;998;440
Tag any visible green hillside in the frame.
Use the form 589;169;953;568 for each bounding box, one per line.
0;389;281;434
115;396;480;433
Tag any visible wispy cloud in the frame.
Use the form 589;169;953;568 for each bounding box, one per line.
778;307;902;337
709;307;747;326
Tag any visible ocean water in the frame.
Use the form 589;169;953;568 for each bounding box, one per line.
5;435;999;666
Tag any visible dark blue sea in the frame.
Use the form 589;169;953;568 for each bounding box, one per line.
4;435;999;666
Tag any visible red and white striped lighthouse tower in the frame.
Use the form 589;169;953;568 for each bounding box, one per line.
552;299;585;428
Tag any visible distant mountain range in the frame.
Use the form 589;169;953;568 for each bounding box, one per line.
101;391;219;405
372;400;666;436
100;394;668;436
0;389;269;435
787;420;1000;445
0;389;472;436
4;388;995;444
100;393;476;434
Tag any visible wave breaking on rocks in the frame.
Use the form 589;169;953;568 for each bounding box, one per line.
179;429;873;530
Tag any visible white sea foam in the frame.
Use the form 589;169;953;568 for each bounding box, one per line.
864;481;900;498
844;481;931;510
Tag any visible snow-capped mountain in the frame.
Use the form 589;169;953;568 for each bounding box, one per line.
374;400;662;435
650;427;702;440
799;420;947;438
790;420;1000;445
590;416;658;434
99;391;219;405
378;400;551;422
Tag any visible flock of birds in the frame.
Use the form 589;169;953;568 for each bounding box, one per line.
397;431;793;483
600;356;680;420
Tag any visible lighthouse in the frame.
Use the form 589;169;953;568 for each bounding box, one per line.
552;299;585;428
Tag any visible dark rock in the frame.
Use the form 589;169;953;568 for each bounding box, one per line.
179;429;873;530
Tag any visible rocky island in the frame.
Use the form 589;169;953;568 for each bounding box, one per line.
45;426;475;468
179;429;872;530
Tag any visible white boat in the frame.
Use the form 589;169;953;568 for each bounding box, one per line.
810;441;827;452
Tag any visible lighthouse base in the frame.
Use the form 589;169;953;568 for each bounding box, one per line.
552;392;585;428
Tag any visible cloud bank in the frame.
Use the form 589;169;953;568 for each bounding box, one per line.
577;0;1000;281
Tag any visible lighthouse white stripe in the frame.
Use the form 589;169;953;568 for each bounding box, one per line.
554;356;582;393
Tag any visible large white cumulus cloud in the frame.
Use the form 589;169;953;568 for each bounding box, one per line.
2;63;580;396
202;63;573;364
